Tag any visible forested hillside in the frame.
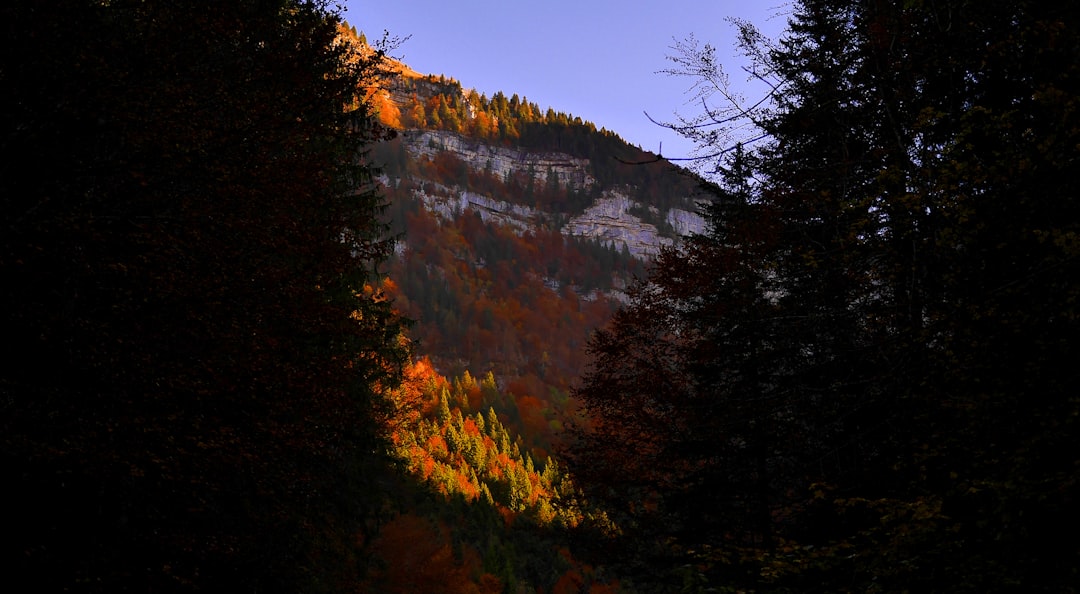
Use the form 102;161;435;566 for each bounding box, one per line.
359;356;620;593
350;27;711;461
340;31;711;591
5;2;1078;593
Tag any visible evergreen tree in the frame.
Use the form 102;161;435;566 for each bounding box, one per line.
438;387;453;424
1;2;408;591
568;1;1080;591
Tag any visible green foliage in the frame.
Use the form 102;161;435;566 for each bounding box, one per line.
1;1;407;591
395;367;581;527
376;186;630;451
376;362;610;593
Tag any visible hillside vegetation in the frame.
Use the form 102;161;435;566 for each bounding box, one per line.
5;4;1077;593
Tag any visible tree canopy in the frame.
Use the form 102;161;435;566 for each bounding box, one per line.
567;1;1080;591
1;1;406;591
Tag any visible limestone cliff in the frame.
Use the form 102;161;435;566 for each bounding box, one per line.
404;130;595;191
563;192;672;258
397;130;705;259
374;57;708;259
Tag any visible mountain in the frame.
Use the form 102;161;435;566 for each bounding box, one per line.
301;22;736;593
373;70;707;256
341;30;716;590
361;37;710;456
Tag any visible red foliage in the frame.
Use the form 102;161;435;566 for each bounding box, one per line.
462;416;482;437
362;514;479;594
552;569;585;594
516;394;551;443
455;470;479;500
425;434;449;458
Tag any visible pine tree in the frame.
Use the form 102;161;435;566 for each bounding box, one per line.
1;1;407;591
568;1;1080;590
438;387;453;424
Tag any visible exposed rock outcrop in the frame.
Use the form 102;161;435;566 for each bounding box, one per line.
398;132;706;259
667;207;706;238
415;185;542;235
563;192;671;259
403;130;595;191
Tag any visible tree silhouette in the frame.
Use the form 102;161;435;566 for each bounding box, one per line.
1;1;407;591
568;1;1080;590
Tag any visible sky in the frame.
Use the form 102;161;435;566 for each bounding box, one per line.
341;1;791;161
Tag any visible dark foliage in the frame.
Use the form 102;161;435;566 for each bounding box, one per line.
1;1;406;591
567;1;1080;591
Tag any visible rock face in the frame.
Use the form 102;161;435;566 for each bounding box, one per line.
415;184;542;235
404;130;595;190
376;56;708;257
563;192;672;259
400;130;706;258
378;63;708;257
667;207;707;238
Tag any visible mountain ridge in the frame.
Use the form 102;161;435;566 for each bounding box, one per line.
361;31;709;260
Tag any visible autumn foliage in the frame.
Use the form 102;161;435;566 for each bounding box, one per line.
386;359;580;526
361;356;624;593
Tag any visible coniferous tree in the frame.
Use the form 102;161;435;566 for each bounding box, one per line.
568;1;1080;591
1;1;407;591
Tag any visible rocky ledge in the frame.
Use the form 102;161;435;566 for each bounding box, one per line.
403;130;595;191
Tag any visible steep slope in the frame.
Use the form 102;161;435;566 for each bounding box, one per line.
335;25;713;593
365;48;710;455
374;70;707;250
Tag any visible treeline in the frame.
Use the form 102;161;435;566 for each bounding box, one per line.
353;38;709;216
395;78;705;212
383;72;604;149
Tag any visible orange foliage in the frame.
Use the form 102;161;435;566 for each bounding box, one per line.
497;506;517;528
381;277;399;297
370;90;402;128
387;194;624;453
425;434;449;458
515;394;550;442
361;507;510;593
465;382;482;410
422;460;437;482
491;452;512;476
548;548;623;594
553;569;585;594
362;514;478;594
462;416;481;437
455;470;479;500
387;360;425;423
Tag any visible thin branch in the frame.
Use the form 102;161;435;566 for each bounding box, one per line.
614;132;769;165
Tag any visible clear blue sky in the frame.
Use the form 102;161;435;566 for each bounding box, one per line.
341;1;790;160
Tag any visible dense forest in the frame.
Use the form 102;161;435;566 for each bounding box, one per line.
566;1;1080;591
2;1;407;591
3;1;1078;593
